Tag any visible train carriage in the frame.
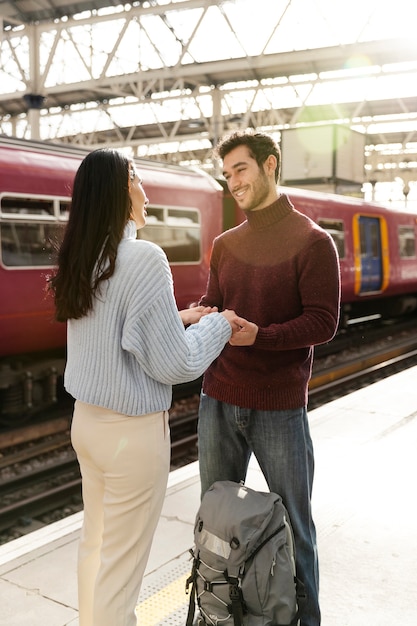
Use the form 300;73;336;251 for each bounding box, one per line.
0;137;223;420
1;136;417;421
284;187;417;323
225;181;417;324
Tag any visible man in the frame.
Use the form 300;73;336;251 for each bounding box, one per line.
197;129;340;626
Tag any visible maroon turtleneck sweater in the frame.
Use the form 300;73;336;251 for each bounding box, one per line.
199;193;341;410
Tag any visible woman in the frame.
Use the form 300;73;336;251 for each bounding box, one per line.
48;148;242;626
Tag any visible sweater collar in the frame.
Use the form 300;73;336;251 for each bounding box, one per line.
123;219;138;240
243;194;293;230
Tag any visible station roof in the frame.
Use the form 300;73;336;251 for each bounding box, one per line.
0;0;416;191
0;1;125;26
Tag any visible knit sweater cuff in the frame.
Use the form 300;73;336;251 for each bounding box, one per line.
253;325;282;349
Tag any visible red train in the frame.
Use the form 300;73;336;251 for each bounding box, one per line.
1;136;417;421
0;137;223;421
223;183;417;325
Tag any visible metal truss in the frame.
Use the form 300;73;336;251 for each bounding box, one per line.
0;0;417;187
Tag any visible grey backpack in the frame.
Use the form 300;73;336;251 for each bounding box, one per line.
185;481;306;626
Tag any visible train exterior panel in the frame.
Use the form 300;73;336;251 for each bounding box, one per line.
0;142;80;359
284;187;417;319
130;161;223;311
1;136;417;420
227;183;417;322
0;139;223;360
0;138;222;419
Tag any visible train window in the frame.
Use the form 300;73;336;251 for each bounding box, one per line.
369;222;380;257
59;201;71;219
0;222;65;267
1;196;54;217
358;219;380;259
398;226;416;258
317;219;345;258
138;206;200;263
0;194;69;267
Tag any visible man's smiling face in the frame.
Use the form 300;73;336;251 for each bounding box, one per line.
222;144;277;212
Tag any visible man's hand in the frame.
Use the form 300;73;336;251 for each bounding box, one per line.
229;317;258;346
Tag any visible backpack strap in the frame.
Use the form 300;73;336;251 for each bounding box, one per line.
185;549;198;626
287;576;307;626
297;576;307;617
226;575;245;626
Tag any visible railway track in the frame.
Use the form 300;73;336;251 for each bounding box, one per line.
309;339;417;408
0;390;202;538
1;325;417;540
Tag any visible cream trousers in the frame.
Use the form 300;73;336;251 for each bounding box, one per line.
71;401;170;626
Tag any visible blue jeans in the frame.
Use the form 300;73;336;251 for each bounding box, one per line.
198;393;320;626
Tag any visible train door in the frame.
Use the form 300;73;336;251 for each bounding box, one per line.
357;215;383;292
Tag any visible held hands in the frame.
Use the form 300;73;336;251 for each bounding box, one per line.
180;306;258;347
220;310;258;346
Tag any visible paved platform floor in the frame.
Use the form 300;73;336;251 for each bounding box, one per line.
0;365;416;625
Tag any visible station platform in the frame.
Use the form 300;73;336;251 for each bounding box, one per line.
0;365;416;626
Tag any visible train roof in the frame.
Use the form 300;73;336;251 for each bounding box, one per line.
0;135;222;193
281;184;417;218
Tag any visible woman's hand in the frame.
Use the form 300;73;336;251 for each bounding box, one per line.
179;305;218;325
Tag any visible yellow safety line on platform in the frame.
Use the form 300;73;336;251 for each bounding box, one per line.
135;572;189;625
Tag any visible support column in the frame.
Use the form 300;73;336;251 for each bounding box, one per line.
23;94;45;140
211;88;224;177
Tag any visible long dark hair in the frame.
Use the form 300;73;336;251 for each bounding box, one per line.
214;129;281;183
49;148;132;322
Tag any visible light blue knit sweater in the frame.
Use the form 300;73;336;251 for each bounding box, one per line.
64;221;231;416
